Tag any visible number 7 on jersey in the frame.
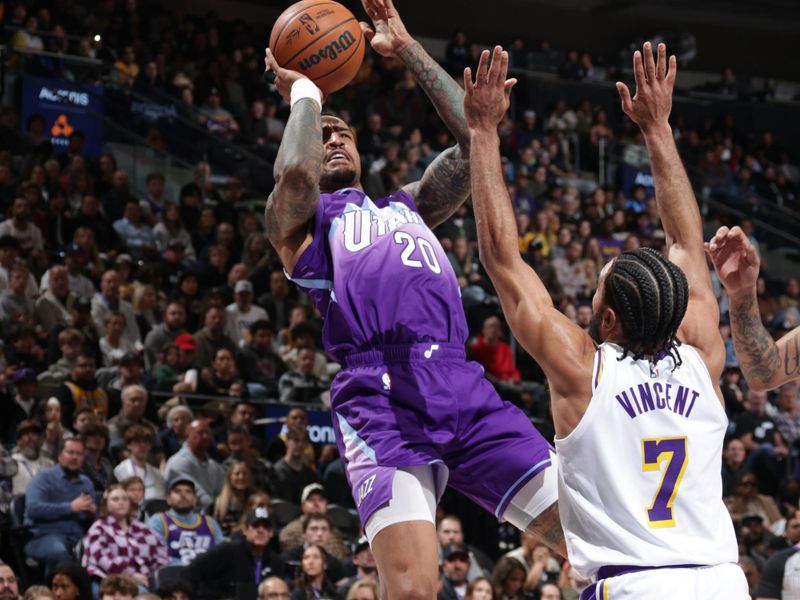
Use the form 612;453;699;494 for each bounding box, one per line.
641;437;688;528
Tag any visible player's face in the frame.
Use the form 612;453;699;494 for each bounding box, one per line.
319;116;360;193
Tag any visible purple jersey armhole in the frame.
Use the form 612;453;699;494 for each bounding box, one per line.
289;197;332;282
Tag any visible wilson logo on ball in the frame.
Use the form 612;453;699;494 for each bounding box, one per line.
297;29;357;70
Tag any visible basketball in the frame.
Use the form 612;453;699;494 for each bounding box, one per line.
269;0;366;96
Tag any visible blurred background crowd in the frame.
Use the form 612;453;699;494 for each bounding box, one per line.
0;1;798;599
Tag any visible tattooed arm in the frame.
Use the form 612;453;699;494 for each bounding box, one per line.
263;50;323;272
360;0;470;227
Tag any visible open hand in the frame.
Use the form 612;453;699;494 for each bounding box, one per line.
616;42;676;134
359;0;412;58
463;46;517;133
264;48;320;104
704;226;760;297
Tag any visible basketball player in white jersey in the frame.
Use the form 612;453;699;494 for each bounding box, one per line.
463;44;747;599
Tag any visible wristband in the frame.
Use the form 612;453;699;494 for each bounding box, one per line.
290;78;322;111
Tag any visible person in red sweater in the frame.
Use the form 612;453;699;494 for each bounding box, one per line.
469;316;520;381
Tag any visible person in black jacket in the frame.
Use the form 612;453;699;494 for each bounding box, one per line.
187;507;286;600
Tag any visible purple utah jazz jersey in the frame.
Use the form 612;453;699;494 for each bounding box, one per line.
289;188;467;360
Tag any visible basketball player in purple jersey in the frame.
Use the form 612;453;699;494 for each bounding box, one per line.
264;1;563;597
465;46;745;598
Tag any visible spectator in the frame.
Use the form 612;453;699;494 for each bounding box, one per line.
278;347;328;405
188;507;286;600
490;557;527;600
237;320;286;399
24;585;55;600
113;200;157;262
214;400;264;456
139;173;167;223
91;270;140;347
144;301;187;369
259;577;290;600
198;89;239;140
436;515;493;582
2;368;41;438
98;576;138;600
469;316;520;382
213;461;256;536
24;438;96;576
0;197;45;254
721;437;749;498
11;419;54;495
504;532;560;591
153;203;196;261
113;47;139;88
198;348;246;398
107;385;161;463
273;426;321;504
464;578;493;600
0;236;38;297
38;328;83;385
774;384;800;448
734;390;789;495
258;270;296;332
159;405;193;460
279;483;349;560
738;556;760;600
99;312;136;367
147;477;223;565
48;562;92;600
439;543;471;600
0;561;20;600
0;263;35;332
222;424;274;492
81;484;169;585
164;420;225;511
80;424;113;492
113;425;167;500
725;473;781;527
538;583;562;600
336;537;378;597
35;265;78;332
193;305;236;370
290;544;338;600
225;280;269;347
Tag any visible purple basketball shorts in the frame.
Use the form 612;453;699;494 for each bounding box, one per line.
330;343;554;525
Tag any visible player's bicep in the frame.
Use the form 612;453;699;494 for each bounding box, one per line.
668;244;725;377
491;262;594;398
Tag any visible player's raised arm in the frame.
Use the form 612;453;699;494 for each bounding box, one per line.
707;226;800;390
616;42;724;379
263;49;323;272
359;0;470;227
464;47;595;431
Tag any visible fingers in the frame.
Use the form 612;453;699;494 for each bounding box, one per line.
360;0;380;22
615;82;632;115
667;54;677;85
488;46;504;86
643;41;656;82
632;50;645;92
463;67;473;91
359;21;375;43
504;78;517;99
476;49;490;82
265;48;280;72
656;43;667;80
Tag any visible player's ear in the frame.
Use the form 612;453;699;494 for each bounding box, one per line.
601;305;618;337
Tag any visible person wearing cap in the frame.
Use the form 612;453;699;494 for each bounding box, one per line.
0;367;39;443
0;234;38;298
11;419;54;495
437;515;493;582
91;270;140;348
198;88;239;141
439;543;471;600
35;265;79;332
147;476;223;566
193;305;237;370
336;537;379;597
144;300;187;368
279;483;349;560
187;506;286;600
225;280;269;348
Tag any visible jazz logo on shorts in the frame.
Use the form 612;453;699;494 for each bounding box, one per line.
357;474;377;507
424;344;440;359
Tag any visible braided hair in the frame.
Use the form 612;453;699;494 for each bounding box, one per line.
602;247;689;366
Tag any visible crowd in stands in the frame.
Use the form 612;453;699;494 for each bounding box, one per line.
0;2;799;600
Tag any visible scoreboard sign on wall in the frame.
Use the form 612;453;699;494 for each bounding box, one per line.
21;76;104;157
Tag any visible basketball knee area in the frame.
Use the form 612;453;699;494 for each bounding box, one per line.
364;464;445;543
501;451;560;530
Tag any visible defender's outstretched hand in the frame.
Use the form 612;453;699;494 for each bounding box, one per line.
463;46;516;132
264;48;321;104
616;42;676;133
705;226;760;297
359;0;412;58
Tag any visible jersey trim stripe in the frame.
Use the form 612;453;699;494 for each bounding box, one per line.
494;457;552;518
285;270;334;290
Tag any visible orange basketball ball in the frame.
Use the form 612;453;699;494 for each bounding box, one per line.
270;0;366;96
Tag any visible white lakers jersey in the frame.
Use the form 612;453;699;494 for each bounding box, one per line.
554;342;738;579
